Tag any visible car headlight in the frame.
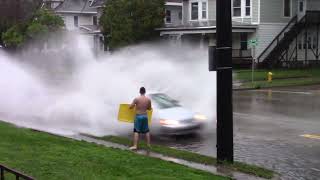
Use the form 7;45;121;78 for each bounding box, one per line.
160;119;179;125
194;114;207;121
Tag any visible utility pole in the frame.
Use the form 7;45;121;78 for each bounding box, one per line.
216;0;233;163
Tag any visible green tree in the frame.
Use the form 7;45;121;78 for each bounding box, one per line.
26;9;64;40
33;9;64;31
0;18;11;45
1;25;25;49
1;9;64;49
100;0;165;50
26;22;49;40
0;0;42;45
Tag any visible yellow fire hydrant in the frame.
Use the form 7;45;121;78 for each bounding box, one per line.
268;72;273;82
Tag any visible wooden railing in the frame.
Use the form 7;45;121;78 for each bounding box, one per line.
232;49;252;58
257;15;298;64
0;164;34;180
257;11;320;66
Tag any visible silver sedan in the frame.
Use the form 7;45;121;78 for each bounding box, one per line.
147;93;207;135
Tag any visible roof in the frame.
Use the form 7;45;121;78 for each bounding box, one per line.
55;0;98;14
166;0;182;6
166;0;182;3
90;0;105;7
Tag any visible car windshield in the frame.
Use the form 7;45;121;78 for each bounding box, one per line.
150;93;180;109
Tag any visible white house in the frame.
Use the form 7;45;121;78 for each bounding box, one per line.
51;0;105;54
160;0;320;68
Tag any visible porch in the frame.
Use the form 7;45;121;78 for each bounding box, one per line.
159;29;256;68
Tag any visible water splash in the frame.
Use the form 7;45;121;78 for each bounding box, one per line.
0;36;216;136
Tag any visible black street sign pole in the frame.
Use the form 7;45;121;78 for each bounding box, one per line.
216;0;234;163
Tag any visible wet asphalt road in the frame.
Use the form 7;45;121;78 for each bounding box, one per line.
151;85;320;180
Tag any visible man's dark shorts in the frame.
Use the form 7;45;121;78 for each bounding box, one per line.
134;114;149;133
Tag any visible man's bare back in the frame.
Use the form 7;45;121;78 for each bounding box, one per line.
129;87;152;150
130;95;152;114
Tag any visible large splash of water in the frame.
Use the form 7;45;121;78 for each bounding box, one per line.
0;36;216;136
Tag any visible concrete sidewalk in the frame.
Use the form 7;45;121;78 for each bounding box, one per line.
69;134;279;180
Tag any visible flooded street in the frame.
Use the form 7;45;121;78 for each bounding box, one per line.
151;85;320;180
1;47;319;179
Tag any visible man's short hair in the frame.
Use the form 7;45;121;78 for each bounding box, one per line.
140;87;146;94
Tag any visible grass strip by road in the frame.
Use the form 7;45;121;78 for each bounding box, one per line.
0;121;229;180
241;77;320;89
235;68;320;88
90;135;275;179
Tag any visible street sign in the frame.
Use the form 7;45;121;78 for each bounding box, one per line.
248;39;258;46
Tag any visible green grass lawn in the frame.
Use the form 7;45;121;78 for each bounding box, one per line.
234;68;320;88
0;121;229;180
91;135;274;179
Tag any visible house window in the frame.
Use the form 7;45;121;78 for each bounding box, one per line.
93;16;97;26
202;2;207;19
190;0;208;20
179;11;182;20
233;0;251;17
233;0;241;17
245;0;251;16
191;2;199;20
283;0;291;17
74;16;78;27
299;1;304;12
165;10;171;23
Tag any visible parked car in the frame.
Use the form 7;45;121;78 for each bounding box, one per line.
147;93;207;135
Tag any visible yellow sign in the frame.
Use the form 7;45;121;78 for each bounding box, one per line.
117;104;152;124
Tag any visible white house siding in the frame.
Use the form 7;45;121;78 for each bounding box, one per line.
182;0;189;24
61;15;75;30
255;0;298;60
307;0;320;11
260;0;297;23
256;23;287;59
252;0;259;23
79;15;94;26
60;14;96;30
233;17;253;24
208;0;216;20
165;6;182;26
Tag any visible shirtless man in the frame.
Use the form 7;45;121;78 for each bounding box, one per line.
129;87;152;150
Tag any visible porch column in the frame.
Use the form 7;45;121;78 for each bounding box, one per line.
209;34;216;46
200;33;205;49
177;34;182;47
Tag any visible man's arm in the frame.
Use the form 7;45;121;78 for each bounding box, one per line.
129;98;136;109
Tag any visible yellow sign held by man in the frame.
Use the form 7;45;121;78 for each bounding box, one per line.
117;104;152;124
